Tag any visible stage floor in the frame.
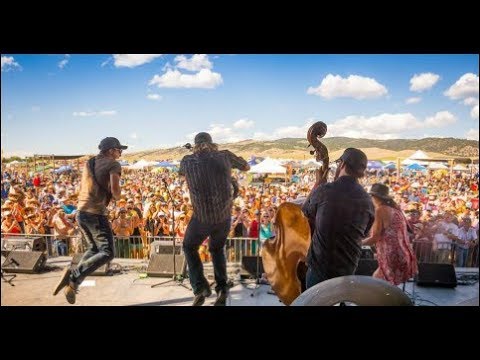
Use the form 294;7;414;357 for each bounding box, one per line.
1;257;478;306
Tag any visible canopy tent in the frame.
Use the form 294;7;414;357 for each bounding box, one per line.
383;162;396;170
155;161;176;168
405;163;426;171
402;150;430;166
453;164;468;171
248;156;260;166
302;160;323;169
367;160;384;169
249;158;286;174
428;162;448;170
127;159;157;169
54;165;73;174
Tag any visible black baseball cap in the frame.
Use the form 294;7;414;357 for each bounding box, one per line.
336;148;368;171
98;137;128;151
194;132;213;144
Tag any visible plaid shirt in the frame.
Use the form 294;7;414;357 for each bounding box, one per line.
179;150;249;224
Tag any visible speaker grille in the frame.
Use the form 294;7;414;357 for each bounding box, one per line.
147;254;186;277
71;253;111;276
2;251;46;273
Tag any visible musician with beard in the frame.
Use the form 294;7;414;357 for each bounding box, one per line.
301;148;375;288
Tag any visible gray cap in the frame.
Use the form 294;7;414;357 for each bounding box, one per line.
194;132;213;145
98;137;128;151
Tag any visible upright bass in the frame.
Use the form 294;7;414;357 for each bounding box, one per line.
261;122;329;305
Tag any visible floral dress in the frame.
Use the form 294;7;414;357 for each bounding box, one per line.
374;206;418;285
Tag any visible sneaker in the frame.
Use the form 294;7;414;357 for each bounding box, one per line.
64;282;78;305
192;287;212;306
52;268;71;296
213;289;228;306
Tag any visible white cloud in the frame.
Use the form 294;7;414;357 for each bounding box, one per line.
233;118;254;129
31;106;41;112
424;111;457;128
326;113;422;139
58;54;70;69
307;74;388;99
406;97;422;104
252;132;277;141
463;97;479;106
471;105;479;119
72;110;117;117
259;111;458;141
466;128;479;140
175;54;212;71
130;132;138;139
444;73;479;100
147;94;162;101
1;56;21;72
187;124;245;144
149;68;223;89
113;54;162;68
409;72;440;92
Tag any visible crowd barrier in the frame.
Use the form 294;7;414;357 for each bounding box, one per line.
1;233;478;268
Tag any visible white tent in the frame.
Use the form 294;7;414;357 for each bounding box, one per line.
128;159;157;169
402;150;430;165
428;162;448;170
453;164;468;171
249;157;286;174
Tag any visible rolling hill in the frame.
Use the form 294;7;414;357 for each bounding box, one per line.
123;137;479;162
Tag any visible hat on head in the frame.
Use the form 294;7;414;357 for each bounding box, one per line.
369;183;393;201
98;137;128;151
336;148;368;172
194;132;213;145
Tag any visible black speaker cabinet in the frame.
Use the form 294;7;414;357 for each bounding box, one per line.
71;253;111;276
241;256;264;278
355;259;378;276
2;251;46;273
147;253;186;277
1;237;46;253
416;263;457;288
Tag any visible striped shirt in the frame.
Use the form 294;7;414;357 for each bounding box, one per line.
179;150;249;224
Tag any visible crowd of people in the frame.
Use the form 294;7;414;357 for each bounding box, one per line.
2;154;479;268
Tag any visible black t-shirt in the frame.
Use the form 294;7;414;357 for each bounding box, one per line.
302;176;375;279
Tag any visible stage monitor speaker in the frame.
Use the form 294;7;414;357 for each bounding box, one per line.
149;241;182;258
1;237;46;253
241;256;264;278
71;253;111;276
2;251;46;273
146;253;186;278
416;263;457;288
355;259;378;276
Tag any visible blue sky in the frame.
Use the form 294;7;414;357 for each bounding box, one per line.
1;54;478;157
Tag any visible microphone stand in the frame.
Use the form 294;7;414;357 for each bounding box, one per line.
151;178;189;289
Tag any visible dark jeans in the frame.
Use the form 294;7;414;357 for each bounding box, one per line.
71;211;114;285
183;216;231;295
306;267;328;289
